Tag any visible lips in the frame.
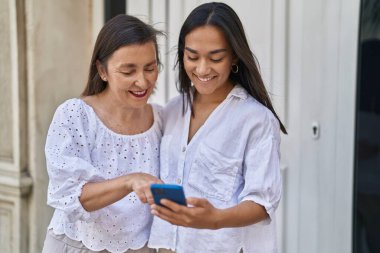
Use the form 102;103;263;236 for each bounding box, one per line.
129;90;148;98
194;74;216;82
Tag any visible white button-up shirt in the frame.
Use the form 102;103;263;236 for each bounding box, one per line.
45;99;162;252
149;85;282;253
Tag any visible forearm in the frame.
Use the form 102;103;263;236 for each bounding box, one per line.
215;200;268;229
79;175;131;212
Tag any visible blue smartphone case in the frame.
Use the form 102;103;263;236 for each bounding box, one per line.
150;184;187;206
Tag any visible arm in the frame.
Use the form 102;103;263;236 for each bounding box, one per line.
46;101;162;222
151;198;268;229
80;173;162;212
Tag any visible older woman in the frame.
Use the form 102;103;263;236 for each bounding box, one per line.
42;15;163;253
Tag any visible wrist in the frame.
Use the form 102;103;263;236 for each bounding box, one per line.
123;175;134;194
213;208;226;230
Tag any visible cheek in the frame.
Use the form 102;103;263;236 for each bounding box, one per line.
148;71;159;84
184;64;194;78
184;59;194;71
219;64;232;78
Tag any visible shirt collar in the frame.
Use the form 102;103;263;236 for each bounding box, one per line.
188;83;248;101
227;84;248;100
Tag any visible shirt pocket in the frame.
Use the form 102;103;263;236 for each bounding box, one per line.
159;135;172;180
188;143;241;202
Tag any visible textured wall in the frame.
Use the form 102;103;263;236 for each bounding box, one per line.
0;0;93;252
25;0;93;252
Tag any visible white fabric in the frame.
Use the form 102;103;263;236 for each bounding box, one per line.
45;98;162;253
42;229;156;253
149;85;281;253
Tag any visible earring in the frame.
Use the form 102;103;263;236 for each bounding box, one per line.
231;64;239;73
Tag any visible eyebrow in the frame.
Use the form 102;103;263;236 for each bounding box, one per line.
185;47;227;55
119;60;157;68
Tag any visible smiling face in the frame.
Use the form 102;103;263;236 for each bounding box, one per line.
97;41;158;108
183;25;236;100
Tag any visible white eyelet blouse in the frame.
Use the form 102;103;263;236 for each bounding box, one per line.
45;98;162;252
149;85;282;253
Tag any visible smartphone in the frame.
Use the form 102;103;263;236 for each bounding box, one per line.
150;184;187;206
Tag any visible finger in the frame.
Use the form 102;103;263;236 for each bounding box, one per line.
154;202;181;218
148;176;163;185
186;197;208;207
135;191;148;203
160;199;183;212
151;209;181;226
145;189;155;205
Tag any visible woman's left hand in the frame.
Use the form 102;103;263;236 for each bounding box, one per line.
150;197;221;229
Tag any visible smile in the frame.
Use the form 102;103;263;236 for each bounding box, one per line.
195;75;216;82
129;90;148;98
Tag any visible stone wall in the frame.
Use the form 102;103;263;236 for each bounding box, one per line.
0;0;94;252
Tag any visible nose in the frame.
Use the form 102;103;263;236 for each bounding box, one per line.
196;59;210;76
134;72;149;88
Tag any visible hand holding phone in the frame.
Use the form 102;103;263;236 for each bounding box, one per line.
150;184;187;206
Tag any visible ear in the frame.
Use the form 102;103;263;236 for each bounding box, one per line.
96;60;107;81
232;54;239;65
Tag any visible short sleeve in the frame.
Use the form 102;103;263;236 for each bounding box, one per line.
238;114;282;224
45;100;103;223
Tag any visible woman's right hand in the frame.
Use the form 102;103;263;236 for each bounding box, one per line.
125;173;163;204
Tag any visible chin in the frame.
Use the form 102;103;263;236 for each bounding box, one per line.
193;85;216;95
132;100;150;108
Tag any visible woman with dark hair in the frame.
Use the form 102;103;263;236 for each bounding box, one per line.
42;15;163;253
149;2;286;253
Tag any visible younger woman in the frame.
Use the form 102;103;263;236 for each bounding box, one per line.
149;2;287;253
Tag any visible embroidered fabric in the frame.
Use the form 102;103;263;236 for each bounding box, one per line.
46;98;162;252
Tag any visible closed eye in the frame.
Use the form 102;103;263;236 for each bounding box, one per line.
211;58;223;63
121;71;133;76
187;56;198;61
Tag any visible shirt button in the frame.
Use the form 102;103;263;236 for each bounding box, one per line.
182;146;186;152
176;178;182;184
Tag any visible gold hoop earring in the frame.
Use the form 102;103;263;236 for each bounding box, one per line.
231;64;239;73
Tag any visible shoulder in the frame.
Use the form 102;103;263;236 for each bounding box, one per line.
162;94;183;120
150;103;164;124
251;99;280;141
150;102;164;114
164;95;183;112
52;98;93;126
233;95;280;141
55;98;86;114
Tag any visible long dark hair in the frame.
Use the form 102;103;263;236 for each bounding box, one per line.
176;2;287;134
82;14;163;96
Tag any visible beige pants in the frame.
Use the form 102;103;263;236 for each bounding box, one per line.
42;229;156;253
158;248;243;253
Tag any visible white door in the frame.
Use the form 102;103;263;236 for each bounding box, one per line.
284;0;359;252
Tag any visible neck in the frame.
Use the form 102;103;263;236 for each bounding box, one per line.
97;90;148;122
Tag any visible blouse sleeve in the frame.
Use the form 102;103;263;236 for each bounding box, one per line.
45;100;103;223
238;113;282;224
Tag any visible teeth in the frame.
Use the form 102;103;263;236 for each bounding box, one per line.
131;90;146;95
197;76;214;82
